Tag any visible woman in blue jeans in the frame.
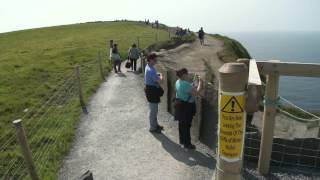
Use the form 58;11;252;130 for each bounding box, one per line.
144;53;164;133
111;44;121;73
175;68;202;149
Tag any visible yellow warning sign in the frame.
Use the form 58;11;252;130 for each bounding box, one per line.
221;96;244;113
219;91;245;162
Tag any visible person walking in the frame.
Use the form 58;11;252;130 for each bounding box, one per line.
110;44;121;73
128;43;140;72
144;53;164;133
198;27;205;45
174;68;202;149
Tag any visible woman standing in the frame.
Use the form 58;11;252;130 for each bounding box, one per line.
111;44;121;73
175;68;202;149
128;43;140;72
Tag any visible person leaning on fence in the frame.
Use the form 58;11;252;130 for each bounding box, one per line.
128;43;140;72
174;68;202;149
198;27;205;45
111;44;121;73
144;53;164;133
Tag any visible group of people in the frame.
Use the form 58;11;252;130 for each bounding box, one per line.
144;53;202;149
175;27;190;37
110;26;206;149
109;40;141;73
144;19;160;29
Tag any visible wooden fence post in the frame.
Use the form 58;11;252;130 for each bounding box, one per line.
216;63;248;180
75;66;88;114
141;55;145;74
109;40;113;48
98;51;105;81
155;30;159;43
258;72;279;175
13;119;40;180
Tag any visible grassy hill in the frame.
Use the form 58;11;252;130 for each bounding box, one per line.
210;34;251;62
0;21;170;179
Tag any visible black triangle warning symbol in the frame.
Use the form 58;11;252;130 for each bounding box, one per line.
221;96;244;113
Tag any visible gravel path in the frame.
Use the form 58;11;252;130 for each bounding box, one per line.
58;60;215;179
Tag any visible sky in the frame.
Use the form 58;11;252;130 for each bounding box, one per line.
1;0;320;33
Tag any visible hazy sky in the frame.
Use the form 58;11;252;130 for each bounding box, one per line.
1;0;319;33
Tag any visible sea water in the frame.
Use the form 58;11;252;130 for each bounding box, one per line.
225;32;320;111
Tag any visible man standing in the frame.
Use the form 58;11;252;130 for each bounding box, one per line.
198;27;205;45
128;43;140;72
144;53;164;133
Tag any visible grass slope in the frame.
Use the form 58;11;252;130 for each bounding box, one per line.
211;34;251;62
0;21;170;179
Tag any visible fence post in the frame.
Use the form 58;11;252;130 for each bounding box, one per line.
216;63;248;180
137;37;140;49
258;72;279;175
98;51;105;81
141;55;145;74
109;40;113;48
155;29;159;43
75;66;88;114
13;119;40;180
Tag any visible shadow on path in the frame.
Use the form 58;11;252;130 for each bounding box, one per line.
127;71;140;75
152;133;216;169
116;72;127;77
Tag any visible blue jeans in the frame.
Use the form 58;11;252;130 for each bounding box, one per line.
149;103;159;130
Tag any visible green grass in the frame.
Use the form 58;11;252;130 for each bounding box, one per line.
210;34;251;62
0;21;170;179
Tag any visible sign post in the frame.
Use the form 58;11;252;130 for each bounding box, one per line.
216;63;248;180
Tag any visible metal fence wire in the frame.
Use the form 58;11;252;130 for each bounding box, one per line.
0;58;106;179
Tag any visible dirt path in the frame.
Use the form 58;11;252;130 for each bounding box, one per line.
59;36;221;180
157;35;224;82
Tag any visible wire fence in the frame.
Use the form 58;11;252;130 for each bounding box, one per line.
0;28;173;179
244;125;320;177
0;55;108;179
243;82;320;177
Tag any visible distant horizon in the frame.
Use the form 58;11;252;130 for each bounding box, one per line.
1;0;320;34
1;20;320;35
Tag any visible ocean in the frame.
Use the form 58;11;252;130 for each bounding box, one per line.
225;32;320;111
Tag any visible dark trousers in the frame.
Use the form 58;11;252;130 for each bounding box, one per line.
130;58;137;71
246;113;253;126
113;60;121;72
179;117;192;145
